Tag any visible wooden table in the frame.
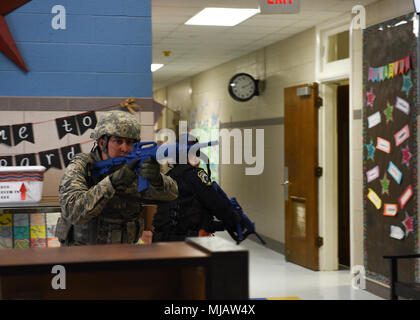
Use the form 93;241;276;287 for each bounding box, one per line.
0;236;248;300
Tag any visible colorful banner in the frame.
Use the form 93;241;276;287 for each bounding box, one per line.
15;153;37;167
76;112;97;135
0;125;12;146
39;149;63;170
55;116;79;139
368;55;411;82
1;112;97;146
12;123;34;145
0;143;83;171
60;144;82;167
0;101;142;171
0;156;13;166
0;105;100;146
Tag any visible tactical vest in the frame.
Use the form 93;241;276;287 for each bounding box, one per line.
57;153;144;246
152;165;212;242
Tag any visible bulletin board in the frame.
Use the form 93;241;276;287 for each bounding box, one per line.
363;13;419;285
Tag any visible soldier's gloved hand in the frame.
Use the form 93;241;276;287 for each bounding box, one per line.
110;159;140;190
139;158;162;186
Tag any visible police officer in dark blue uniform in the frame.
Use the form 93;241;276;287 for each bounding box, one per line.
152;135;240;242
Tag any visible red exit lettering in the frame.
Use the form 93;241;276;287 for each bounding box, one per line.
268;0;293;4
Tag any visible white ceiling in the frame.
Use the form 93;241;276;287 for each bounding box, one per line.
152;0;379;90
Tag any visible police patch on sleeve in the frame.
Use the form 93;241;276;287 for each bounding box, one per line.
197;169;212;186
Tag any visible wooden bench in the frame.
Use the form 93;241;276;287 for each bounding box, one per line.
383;254;420;300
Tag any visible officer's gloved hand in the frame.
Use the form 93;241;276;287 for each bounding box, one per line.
139;158;162;186
110;159;139;190
225;210;243;244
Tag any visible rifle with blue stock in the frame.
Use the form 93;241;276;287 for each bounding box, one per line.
92;140;218;192
212;181;266;246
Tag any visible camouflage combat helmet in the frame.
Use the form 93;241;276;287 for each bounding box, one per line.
90;110;141;141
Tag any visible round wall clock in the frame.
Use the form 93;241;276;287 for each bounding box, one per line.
228;73;259;102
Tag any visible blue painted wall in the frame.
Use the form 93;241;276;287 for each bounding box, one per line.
0;0;152;97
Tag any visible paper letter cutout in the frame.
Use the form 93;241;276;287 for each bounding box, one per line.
368;111;381;129
367;188;382;210
394;125;410;147
376;137;390;154
398;185;413;209
395;96;410;115
383;203;398;216
366;166;380;183
388;161;402;184
390;226;405;240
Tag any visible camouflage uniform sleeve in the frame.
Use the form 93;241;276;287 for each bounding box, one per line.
58;154;115;225
141;173;178;201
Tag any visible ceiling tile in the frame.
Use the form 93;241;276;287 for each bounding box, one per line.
151;0;381;89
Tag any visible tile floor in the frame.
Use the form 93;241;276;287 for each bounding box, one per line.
215;232;383;300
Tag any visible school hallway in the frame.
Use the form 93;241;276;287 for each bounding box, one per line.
215;232;383;300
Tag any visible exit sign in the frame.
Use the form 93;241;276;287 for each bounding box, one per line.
259;0;300;14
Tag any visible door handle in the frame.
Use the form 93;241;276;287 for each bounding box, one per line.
283;167;289;201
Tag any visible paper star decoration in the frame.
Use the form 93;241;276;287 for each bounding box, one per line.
0;0;31;72
401;144;413;168
402;212;414;236
367;87;376;108
401;71;413;96
366;138;376;161
383;101;394;124
380;173;390;196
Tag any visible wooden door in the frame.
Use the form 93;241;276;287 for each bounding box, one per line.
284;83;320;271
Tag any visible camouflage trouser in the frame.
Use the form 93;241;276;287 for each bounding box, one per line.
97;216;144;244
58;216;144;246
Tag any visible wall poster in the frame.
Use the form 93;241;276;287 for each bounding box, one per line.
363;13;419;285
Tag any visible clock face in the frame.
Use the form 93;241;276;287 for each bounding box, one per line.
228;73;258;102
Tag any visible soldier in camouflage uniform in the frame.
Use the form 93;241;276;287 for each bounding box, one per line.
56;110;178;246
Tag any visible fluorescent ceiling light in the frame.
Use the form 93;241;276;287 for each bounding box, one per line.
185;8;259;27
151;64;164;72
